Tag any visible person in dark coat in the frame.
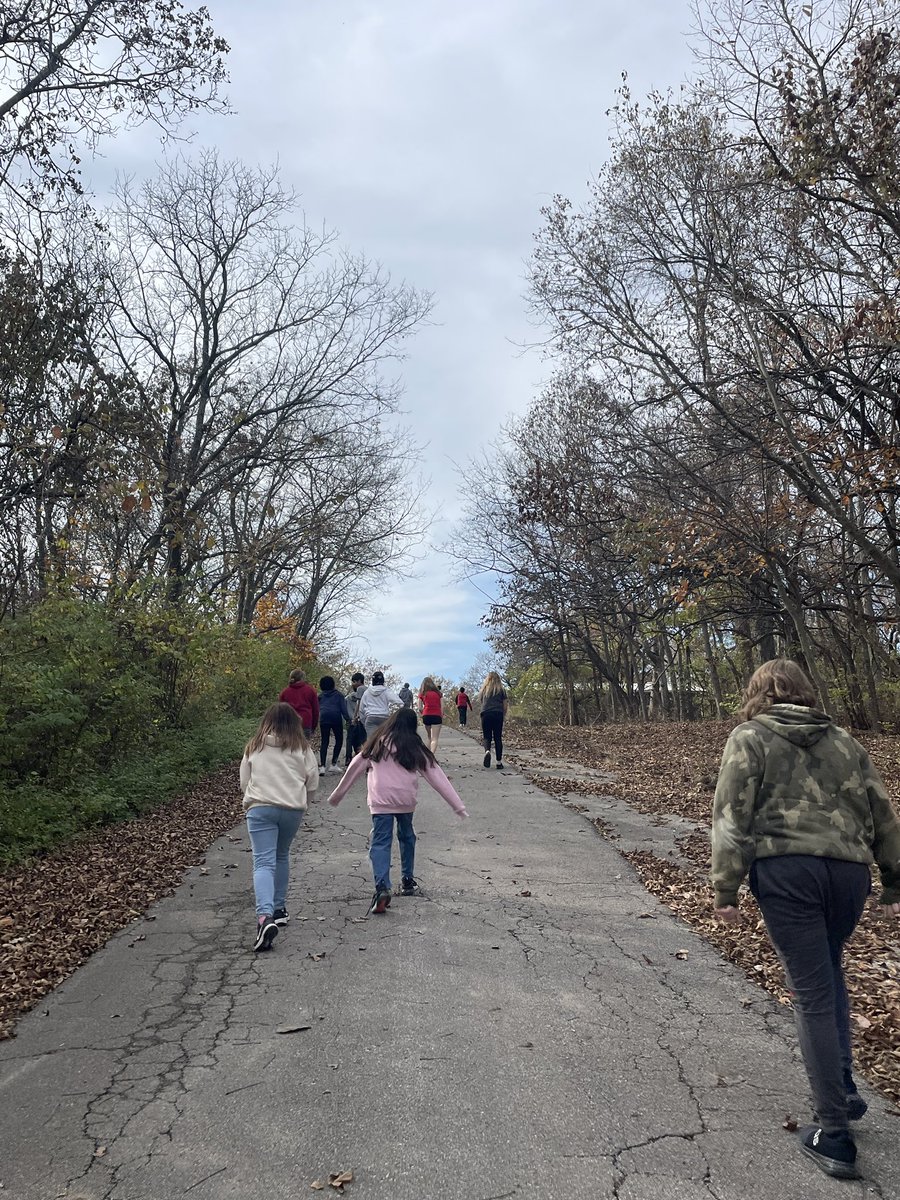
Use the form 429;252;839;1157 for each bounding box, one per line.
318;676;350;774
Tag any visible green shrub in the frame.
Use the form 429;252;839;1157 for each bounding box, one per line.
0;590;300;863
0;715;255;864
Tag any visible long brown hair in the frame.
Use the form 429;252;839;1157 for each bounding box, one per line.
740;659;819;721
420;675;439;696
362;708;436;771
245;703;308;755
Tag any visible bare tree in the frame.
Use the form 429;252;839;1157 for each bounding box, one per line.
95;151;430;602
0;0;228;198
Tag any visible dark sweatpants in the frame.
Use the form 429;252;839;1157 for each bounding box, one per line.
481;711;504;761
319;719;343;766
345;721;366;765
749;855;870;1131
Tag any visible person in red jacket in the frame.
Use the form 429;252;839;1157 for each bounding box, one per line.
418;676;444;753
279;669;319;737
455;686;472;727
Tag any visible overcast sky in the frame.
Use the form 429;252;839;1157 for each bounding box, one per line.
88;0;698;686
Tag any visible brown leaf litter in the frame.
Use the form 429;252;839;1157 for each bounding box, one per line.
0;762;243;1039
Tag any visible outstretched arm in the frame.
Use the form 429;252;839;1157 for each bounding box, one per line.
328;754;368;806
422;761;468;817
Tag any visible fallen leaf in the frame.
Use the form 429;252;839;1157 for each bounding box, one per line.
93;1146;107;1158
674;950;690;961
310;1182;325;1191
329;1169;353;1190
783;1116;799;1132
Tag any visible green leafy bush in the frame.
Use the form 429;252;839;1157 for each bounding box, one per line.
0;594;296;864
0;716;255;863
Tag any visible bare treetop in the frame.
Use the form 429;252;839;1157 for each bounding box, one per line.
0;0;229;198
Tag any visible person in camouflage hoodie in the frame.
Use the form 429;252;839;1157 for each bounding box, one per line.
711;659;900;1182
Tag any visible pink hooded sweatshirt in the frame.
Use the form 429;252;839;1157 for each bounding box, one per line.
328;750;468;817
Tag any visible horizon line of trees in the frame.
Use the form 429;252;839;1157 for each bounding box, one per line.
454;0;900;731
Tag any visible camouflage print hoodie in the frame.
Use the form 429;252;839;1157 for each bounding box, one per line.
711;705;900;908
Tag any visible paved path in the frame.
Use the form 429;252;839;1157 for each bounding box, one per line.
1;728;897;1199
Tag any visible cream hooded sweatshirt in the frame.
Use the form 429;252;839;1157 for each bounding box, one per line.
240;734;320;812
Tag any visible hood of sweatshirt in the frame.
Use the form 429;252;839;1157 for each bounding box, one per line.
752;704;833;748
367;685;388;697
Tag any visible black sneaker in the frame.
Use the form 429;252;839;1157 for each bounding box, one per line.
483;751;491;768
370;888;392;915
252;915;279;952
496;762;504;769
400;877;419;895
799;1126;859;1180
273;908;289;927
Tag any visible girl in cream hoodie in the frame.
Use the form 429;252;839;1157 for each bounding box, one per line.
240;703;319;951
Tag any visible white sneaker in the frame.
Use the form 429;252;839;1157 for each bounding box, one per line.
318;765;325;776
329;763;341;774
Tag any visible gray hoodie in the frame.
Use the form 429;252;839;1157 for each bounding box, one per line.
359;683;402;723
346;684;366;723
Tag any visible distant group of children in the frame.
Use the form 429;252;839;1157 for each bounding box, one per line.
239;670;508;949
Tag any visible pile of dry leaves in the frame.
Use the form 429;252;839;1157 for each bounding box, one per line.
0;763;243;1039
510;719;900;1107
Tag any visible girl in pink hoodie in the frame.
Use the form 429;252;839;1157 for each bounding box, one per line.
328;707;468;913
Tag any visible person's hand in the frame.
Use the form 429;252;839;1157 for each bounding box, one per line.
881;901;900;918
714;905;742;925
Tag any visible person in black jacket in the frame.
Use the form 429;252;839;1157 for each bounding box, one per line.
318;676;349;775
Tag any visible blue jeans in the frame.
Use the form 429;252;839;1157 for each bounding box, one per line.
246;805;304;917
369;812;416;891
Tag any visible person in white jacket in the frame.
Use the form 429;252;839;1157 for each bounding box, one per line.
358;670;403;740
240;703;319;951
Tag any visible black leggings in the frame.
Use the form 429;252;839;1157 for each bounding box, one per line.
457;706;468;726
481;712;503;760
320;720;344;765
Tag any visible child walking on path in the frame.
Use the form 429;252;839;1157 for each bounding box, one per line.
358;671;403;740
318;676;349;774
344;672;367;765
477;671;508;769
711;659;900;1181
455;686;472;726
240;703;320;952
419;676;443;753
279;669;319;738
328;708;468;913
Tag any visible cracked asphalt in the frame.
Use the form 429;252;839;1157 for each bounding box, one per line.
1;728;897;1199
